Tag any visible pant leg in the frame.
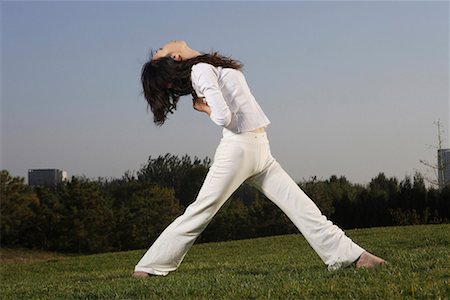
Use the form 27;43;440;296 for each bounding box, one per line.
248;152;364;270
134;138;257;275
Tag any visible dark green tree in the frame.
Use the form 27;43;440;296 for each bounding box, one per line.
137;154;210;207
104;172;183;250
57;176;114;253
300;176;335;217
327;175;363;229
32;185;64;250
110;182;182;250
0;170;39;247
201;197;252;242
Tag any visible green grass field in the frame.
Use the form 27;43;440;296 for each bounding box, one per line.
1;224;449;299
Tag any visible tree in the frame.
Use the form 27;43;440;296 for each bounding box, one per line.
32;185;64;250
137;154;210;207
57;176;114;253
327;175;363;229
299;176;334;217
106;175;183;250
119;184;182;249
248;192;296;237
201;197;252;242
0;170;39;247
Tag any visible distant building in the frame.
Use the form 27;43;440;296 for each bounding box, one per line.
28;169;68;187
437;149;450;187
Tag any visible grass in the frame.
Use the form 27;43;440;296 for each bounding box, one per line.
1;224;449;299
0;248;73;265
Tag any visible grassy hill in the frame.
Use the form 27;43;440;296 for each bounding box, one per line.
1;224;449;299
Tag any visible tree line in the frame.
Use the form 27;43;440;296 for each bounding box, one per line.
1;154;449;253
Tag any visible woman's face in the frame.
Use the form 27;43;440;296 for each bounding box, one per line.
152;40;199;61
153;40;187;61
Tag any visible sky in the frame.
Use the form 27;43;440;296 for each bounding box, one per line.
1;0;449;186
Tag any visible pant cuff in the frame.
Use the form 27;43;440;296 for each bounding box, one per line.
327;244;365;271
134;266;170;276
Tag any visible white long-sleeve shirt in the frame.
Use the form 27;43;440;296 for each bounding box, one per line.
190;63;270;134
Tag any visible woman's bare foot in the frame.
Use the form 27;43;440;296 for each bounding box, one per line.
356;251;386;268
132;271;150;278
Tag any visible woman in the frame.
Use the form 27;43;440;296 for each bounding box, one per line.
133;40;385;278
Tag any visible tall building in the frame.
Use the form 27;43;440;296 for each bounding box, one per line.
28;169;68;187
437;149;450;187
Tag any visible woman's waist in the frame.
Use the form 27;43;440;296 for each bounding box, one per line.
250;127;265;133
222;127;268;143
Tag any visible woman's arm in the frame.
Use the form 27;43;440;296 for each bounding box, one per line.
191;63;232;127
192;97;211;115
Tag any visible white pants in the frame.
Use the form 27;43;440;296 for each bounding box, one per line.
134;131;364;275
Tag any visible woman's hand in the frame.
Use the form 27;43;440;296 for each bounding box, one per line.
193;97;211;116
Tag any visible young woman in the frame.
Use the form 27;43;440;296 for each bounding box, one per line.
133;40;385;278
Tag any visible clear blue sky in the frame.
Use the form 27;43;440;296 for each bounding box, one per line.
1;1;449;185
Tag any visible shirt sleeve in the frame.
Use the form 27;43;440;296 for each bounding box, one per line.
191;63;233;128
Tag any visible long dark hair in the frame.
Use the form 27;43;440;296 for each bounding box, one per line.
141;52;243;126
